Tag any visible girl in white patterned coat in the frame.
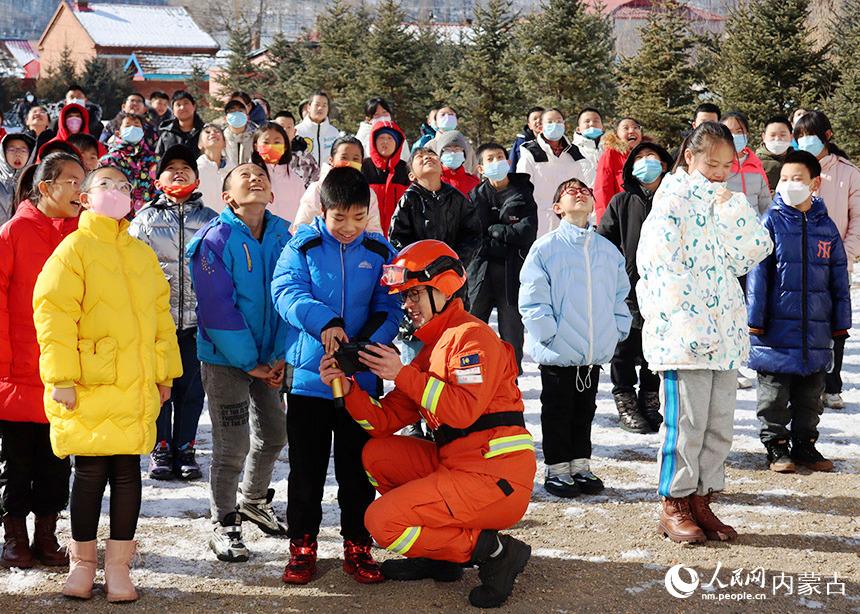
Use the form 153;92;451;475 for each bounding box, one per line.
636;122;772;545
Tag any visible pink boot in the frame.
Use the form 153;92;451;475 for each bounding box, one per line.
104;539;139;603
62;540;97;599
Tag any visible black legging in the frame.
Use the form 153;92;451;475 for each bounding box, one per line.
70;455;142;541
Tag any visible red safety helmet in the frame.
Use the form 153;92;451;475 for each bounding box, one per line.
381;240;466;296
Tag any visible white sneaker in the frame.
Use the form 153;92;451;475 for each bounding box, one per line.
823;393;845;409
737;375;754;389
238;488;287;536
210;512;249;562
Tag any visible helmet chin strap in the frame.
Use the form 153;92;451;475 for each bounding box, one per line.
427;287;452;316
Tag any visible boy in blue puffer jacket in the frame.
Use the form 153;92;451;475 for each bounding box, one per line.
519;178;631;498
748;150;851;474
187;161;292;562
271;166;401;585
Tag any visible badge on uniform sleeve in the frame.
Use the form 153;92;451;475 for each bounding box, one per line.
455;353;483;384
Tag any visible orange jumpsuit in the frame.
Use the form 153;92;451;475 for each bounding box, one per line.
343;298;536;563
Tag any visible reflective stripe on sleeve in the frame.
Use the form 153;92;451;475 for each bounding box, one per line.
356;419;374;431
420;377;445;415
365;471;379;488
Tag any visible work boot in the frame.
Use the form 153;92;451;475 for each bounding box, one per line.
32;514;69;566
658;497;706;544
791;436;834;472
282;535;317;585
468;531;531;609
62;539;97;599
614;392;650;434
1;513;34;568
764;439;796;473
343;538;384;584
148;440;173;480
104;539;138;603
689;493;737;542
380;557;464;582
639;390;663;432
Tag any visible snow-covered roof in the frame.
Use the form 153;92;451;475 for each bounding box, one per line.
132;53;219;76
4;40;38;66
72;4;219;50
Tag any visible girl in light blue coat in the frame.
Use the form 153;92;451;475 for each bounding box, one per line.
519;178;631;499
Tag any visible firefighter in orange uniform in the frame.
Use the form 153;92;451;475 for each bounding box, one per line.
319;239;536;609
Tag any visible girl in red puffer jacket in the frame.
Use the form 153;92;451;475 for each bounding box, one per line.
0;152;82;568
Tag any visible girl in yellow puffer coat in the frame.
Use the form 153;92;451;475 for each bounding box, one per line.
33;166;182;604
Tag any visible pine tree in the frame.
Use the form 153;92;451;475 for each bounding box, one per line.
216;25;257;98
513;0;616;116
615;0;699;148
299;0;374;129
709;0;826;131
80;58;134;118
186;62;219;123
37;45;79;102
825;0;860;159
448;0;521;144
363;0;428;135
262;32;308;116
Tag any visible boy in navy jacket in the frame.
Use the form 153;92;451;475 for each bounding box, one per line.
271;166;401;585
747;150;851;474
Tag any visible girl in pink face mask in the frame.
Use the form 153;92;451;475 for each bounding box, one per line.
79;167;133;220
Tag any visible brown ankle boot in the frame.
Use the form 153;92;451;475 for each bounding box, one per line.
32;514;69;566
659;497;706;544
63;539;97;599
689;493;737;541
1;513;35;568
104;539;139;603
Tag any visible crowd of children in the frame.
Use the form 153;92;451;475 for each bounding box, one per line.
0;86;856;608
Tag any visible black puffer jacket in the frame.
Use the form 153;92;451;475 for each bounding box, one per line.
156;114;205;159
466;173;538;306
596;142;674;328
388;182;481;267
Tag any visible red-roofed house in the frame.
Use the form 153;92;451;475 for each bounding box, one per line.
585;0;725;56
37;0;220;96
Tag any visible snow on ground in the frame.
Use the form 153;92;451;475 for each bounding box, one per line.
2;291;860;612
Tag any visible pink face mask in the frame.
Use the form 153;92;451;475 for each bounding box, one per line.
66;116;83;134
88;189;131;220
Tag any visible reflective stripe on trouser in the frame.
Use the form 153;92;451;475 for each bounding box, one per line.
657;369;737;498
362;436;534;564
484;434;535;459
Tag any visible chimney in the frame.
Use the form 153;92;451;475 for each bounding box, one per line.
74;0;92;11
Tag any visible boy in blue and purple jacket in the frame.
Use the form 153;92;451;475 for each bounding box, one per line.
187;161;291;563
747;150;851;475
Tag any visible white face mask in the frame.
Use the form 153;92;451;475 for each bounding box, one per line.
765;140;791;155
776;180;812;207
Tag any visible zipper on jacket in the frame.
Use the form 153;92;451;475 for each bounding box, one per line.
340;242;346;317
801;212;808;364
583;232;594;365
178;201;185;331
316;123;322;167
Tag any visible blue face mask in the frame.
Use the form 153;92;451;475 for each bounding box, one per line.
120;125;144;145
436;114;457;131
543;122;565;142
582;127;603;140
440;151;465;170
226;111;248;129
797;135;825;157
482;159;509;181
632;157;663;184
732;133;748;153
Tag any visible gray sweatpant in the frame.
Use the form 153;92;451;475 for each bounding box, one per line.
202;363;287;523
657;369;737;498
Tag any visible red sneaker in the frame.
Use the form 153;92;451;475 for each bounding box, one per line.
343;538;384;584
282;535;317;585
